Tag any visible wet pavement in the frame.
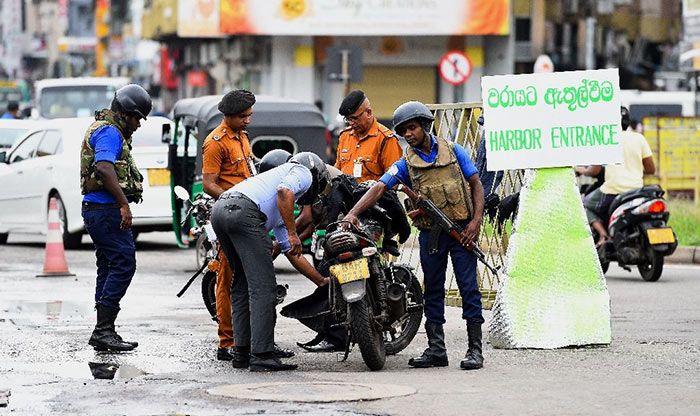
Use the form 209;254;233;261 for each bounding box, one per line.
1;232;700;415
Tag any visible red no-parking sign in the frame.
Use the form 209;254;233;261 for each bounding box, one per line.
439;51;472;86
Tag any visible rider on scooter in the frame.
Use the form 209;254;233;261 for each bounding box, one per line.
576;106;656;247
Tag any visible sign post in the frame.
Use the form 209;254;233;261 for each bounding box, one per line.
439;51;472;86
326;47;363;96
483;69;619;349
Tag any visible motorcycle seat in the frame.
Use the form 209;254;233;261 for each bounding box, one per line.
607;185;664;216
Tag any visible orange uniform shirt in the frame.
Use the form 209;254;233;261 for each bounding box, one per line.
334;119;403;183
202;120;255;191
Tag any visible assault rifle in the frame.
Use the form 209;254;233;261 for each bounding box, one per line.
398;184;501;275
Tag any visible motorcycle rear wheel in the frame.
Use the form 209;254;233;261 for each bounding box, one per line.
349;297;386;371
384;273;423;355
201;270;218;320
638;246;664;282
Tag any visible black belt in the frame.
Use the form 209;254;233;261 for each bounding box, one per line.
82;202;120;210
218;192;253;204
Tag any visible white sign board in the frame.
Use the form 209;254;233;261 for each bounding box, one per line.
481;68;623;171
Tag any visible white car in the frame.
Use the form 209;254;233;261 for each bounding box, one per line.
0;119;36;150
0;116;174;248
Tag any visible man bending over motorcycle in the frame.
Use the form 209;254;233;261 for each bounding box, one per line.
344;101;486;370
211;152;329;372
576;106;655;248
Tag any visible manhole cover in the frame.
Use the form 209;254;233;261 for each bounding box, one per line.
208;382;416;403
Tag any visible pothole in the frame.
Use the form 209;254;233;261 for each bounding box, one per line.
208;382;416;403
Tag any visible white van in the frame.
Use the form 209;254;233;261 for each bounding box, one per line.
33;77;130;119
619;90;696;122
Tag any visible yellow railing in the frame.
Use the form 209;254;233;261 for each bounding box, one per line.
395;102;525;310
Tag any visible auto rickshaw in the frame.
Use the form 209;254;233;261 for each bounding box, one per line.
165;94;328;249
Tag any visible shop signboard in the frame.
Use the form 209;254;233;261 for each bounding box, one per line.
219;0;510;36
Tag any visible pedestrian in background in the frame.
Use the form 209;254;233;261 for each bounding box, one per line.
335;90;403;182
344;101;486;370
80;84;152;352
1;101;20;119
577;106;655;248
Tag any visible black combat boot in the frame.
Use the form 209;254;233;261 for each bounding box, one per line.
101;304;138;349
408;322;449;368
460;322;484;370
89;304;135;352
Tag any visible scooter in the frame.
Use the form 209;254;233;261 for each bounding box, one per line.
596;185;678;281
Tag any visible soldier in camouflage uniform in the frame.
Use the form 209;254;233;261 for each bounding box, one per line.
80;84;152;352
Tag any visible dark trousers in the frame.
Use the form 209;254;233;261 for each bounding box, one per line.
419;223;484;325
211;195;276;355
82;208;136;309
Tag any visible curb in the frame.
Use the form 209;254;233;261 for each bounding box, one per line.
666;246;700;264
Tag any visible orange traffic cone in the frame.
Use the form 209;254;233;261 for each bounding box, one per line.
36;197;75;277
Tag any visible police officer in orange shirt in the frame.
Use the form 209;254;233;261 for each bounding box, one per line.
202;90;294;362
335;90;403;182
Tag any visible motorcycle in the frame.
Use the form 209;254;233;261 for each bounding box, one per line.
173;186;219;319
595;185;678;281
322;210;424;371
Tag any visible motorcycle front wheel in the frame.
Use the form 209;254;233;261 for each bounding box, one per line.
349;297;386;371
638;245;664;282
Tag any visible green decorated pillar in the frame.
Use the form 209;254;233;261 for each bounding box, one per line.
481;68;621;349
488;168;611;348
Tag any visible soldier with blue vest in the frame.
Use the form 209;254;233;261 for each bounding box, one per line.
344;101;486;370
80;84;152;352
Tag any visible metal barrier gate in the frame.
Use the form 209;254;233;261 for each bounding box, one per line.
394;102;525;310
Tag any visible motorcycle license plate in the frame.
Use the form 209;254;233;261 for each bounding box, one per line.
647;228;675;244
330;258;369;284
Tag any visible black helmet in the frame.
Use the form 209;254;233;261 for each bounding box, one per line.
392;101;434;135
621;106;630;131
112;84;152;119
290;152;330;205
259;149;292;173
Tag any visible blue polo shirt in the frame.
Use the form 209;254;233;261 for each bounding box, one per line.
379;135;478;189
82;125;123;204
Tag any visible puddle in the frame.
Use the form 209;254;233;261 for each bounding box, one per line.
88;362;148;379
10;361;149;380
1;300;92;323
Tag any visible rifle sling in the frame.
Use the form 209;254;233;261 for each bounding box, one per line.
428;224;442;255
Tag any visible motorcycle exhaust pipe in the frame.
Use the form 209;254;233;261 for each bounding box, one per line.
276;284;289;305
386;283;407;323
